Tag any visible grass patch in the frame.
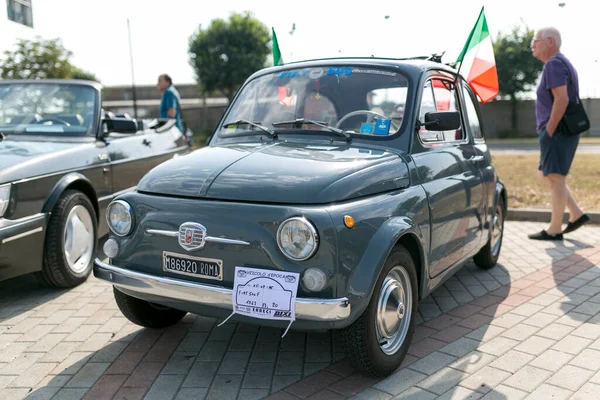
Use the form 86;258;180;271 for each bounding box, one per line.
492;153;600;211
486;137;600;145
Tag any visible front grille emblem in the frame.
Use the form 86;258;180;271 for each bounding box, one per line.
178;222;207;251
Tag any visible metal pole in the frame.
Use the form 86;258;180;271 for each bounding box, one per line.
127;18;138;119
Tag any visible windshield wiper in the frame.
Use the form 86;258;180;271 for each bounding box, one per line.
222;119;276;138
272;118;352;141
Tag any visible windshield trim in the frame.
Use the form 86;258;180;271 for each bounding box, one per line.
216;64;413;142
0;81;101;138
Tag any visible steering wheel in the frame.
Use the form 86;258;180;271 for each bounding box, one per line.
335;110;399;132
36;118;71;126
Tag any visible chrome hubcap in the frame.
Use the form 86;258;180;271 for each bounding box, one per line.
491;204;504;257
376;266;412;355
64;205;94;274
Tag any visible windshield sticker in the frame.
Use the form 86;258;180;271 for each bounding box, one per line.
374;119;391;135
353;68;397;76
309;68;324;79
360;122;375;134
327;67;353;76
279;70;310;78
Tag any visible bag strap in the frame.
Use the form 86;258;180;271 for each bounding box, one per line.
553;55;582;104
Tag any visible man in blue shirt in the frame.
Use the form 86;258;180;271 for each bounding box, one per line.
157;74;184;132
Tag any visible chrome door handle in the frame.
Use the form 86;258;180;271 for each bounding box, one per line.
468;155;484;162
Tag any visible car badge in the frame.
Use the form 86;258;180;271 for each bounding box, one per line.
184;229;193;244
178;222;207;251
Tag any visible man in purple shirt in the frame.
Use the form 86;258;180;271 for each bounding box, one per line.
528;27;589;241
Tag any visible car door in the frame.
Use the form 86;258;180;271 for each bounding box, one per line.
104;119;189;194
412;76;484;278
460;80;495;250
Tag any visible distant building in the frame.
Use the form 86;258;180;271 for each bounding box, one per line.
0;0;35;53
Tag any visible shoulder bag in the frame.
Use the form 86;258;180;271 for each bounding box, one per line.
554;56;590;136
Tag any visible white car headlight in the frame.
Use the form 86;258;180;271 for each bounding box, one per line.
106;200;134;236
277;217;319;261
0;184;11;218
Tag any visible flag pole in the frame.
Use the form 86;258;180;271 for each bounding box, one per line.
127;18;138;119
455;6;485;78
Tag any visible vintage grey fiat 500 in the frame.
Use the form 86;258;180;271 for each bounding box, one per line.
94;56;507;377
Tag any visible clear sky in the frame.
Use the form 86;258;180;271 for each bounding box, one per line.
18;0;600;97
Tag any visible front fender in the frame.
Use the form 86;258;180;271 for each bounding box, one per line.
344;216;426;322
42;173;98;218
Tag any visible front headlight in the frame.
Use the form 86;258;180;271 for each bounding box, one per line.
277;217;319;261
0;184;10;218
106;200;134;236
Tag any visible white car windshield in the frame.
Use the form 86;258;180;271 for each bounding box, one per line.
0;82;97;136
221;65;409;138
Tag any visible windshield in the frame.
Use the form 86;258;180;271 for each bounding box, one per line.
221;66;409;137
0;83;98;136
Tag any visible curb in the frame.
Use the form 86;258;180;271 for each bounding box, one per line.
507;207;600;224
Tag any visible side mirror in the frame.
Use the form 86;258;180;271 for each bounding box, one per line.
102;117;139;134
423;111;461;131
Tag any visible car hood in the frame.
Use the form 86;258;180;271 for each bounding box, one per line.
0;138;85;183
137;142;410;204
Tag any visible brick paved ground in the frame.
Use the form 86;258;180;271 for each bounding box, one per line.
0;221;599;400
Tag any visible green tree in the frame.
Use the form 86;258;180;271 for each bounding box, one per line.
188;11;271;102
493;25;543;130
0;36;100;82
70;66;100;82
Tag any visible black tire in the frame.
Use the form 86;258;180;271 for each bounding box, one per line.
340;245;419;377
114;287;187;328
38;190;97;288
474;196;505;269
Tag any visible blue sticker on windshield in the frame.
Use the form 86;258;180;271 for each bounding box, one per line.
327;67;353;76
374;119;391;135
360;123;375;134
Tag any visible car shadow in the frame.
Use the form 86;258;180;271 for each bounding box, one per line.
0;235;109;326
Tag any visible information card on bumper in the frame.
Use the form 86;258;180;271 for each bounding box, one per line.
232;267;299;321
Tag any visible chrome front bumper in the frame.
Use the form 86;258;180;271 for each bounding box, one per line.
93;258;351;322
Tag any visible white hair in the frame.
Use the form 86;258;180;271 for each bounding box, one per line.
537;26;562;49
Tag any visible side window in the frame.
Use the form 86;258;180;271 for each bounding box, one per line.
462;85;483;139
418;78;464;144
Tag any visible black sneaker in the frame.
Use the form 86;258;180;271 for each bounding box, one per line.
563;214;590;234
528;230;563;241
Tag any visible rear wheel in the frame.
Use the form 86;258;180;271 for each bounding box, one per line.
38;190;97;288
114;287;187;328
340;245;418;377
474;196;505;269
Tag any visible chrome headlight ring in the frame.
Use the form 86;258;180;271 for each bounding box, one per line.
106;200;134;237
276;216;319;261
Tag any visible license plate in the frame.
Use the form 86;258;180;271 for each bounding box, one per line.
162;251;223;281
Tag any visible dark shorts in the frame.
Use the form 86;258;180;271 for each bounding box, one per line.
538;128;580;176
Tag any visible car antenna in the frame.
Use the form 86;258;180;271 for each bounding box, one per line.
427;51;446;63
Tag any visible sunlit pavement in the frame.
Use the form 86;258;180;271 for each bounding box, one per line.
0;220;599;400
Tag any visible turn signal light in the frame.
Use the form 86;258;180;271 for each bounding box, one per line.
344;215;355;228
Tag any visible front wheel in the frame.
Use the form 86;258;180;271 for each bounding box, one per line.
38;190;97;288
340;245;418;377
114;287;187;328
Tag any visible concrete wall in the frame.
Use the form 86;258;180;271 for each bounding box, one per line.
480;98;600;138
102;84;600;138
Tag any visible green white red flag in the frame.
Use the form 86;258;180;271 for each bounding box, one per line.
456;7;499;103
272;28;283;66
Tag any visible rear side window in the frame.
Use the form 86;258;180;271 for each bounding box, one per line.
462;85;483;139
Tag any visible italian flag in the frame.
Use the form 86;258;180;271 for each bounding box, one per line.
456;7;499;103
272;27;284;66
